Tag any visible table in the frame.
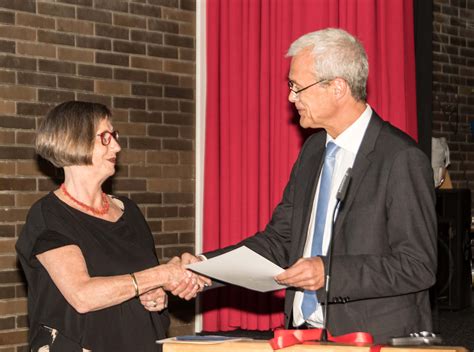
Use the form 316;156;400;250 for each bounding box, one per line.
163;340;467;352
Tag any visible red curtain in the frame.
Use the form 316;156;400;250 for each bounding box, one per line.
203;0;417;331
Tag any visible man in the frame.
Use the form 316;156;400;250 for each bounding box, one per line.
184;28;437;343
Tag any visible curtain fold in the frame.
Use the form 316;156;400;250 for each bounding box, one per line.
203;0;418;331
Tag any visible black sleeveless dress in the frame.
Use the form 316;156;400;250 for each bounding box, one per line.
16;192;169;351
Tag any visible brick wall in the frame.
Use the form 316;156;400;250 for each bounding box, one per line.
432;0;474;210
0;0;196;349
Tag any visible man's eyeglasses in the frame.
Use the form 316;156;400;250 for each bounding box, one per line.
97;130;119;146
288;78;327;96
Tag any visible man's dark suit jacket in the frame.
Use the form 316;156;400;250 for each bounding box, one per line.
205;111;437;344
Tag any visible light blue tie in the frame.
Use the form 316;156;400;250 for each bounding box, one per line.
301;142;339;320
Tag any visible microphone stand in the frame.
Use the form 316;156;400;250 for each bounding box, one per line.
320;168;352;342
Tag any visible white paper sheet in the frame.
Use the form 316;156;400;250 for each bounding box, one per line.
186;246;286;292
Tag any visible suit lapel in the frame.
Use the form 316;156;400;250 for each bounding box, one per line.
293;112;385;257
294;134;326;260
334;112;384;235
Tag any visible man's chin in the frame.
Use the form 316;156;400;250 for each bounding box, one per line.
299;116;310;129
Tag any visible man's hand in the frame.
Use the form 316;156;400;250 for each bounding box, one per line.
180;252;202;265
274;256;325;290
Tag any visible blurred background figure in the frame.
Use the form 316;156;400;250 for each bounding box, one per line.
431;137;451;188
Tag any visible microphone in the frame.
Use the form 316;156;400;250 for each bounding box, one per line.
320;168;352;342
336;168;352;202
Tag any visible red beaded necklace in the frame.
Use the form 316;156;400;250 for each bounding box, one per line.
60;183;110;216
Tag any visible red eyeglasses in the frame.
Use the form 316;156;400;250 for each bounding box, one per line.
96;130;119;146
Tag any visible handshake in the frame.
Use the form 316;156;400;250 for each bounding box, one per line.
140;250;325;312
140;253;211;312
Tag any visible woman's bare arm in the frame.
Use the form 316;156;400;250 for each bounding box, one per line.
37;245;189;313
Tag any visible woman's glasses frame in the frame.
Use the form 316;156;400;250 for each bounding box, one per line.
96;130;119;146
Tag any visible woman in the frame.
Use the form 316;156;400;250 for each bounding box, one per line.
16;101;200;351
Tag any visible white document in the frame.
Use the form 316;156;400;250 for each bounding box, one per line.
186;246;286;292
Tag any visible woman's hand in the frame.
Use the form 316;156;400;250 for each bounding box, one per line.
160;256;190;292
180;252;212;288
140;287;168;312
169;269;202;300
160;256;203;300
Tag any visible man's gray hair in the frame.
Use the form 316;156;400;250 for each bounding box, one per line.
287;28;368;101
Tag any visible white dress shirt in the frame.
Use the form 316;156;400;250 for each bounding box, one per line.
292;105;373;327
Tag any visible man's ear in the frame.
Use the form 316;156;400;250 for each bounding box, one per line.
332;78;348;100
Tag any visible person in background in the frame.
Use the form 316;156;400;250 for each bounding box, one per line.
16;101;205;352
182;28;437;343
